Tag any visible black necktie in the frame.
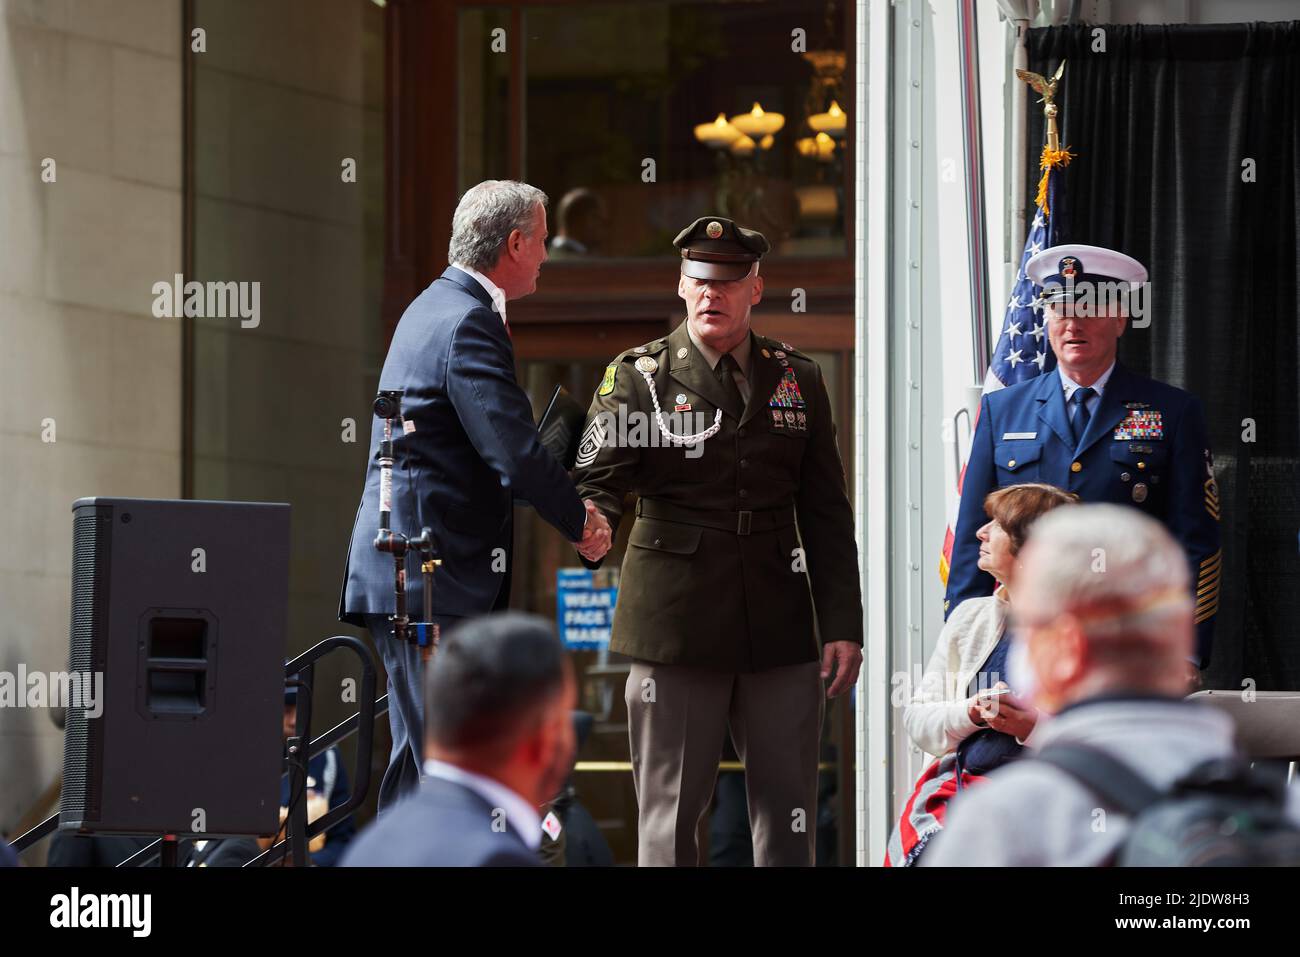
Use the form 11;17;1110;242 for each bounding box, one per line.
1070;386;1095;447
716;353;745;417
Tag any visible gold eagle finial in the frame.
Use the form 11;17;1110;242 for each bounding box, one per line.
1015;60;1066;103
1016;60;1066;151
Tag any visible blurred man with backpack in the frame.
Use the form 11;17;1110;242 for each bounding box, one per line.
925;504;1300;867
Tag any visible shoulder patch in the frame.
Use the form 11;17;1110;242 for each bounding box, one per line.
597;363;617;396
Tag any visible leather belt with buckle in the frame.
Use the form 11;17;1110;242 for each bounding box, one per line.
635;499;793;537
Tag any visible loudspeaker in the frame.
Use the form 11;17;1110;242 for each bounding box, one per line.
60;497;290;837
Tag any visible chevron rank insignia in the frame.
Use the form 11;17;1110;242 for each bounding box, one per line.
1204;451;1220;520
574;416;607;469
1196;549;1222;624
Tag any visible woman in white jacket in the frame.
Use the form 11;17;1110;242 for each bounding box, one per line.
885;483;1077;866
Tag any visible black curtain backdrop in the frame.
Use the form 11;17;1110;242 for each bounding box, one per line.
1026;22;1300;691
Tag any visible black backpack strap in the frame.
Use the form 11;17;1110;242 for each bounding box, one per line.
1035;743;1164;816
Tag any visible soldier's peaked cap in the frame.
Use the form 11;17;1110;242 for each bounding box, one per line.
673;216;770;281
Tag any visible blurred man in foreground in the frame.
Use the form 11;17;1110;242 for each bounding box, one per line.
925;504;1252;866
342;614;576;867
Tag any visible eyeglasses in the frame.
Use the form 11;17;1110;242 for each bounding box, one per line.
1015;586;1192;634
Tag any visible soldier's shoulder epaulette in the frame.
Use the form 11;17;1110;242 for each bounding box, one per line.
757;334;809;360
595;337;668;397
613;337;669;364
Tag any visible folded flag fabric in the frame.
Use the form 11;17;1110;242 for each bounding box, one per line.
885;752;989;867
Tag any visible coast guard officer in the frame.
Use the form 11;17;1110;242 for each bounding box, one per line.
944;244;1221;669
573;217;864;866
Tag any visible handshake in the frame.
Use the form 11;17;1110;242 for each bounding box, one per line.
576;498;613;562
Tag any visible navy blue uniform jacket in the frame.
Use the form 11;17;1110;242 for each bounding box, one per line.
944;363;1221;666
339;267;586;625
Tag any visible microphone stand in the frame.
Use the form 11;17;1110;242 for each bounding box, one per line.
372;390;442;663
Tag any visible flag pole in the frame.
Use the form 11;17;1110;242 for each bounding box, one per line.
938;57;1073;591
1008;15;1031;270
958;0;991;381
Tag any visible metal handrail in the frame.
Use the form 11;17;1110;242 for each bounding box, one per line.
12;810;57;854
11;635;386;866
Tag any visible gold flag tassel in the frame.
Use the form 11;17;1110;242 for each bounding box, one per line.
1035;144;1075;217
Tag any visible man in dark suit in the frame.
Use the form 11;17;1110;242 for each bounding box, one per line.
338;181;612;810
341;613;576;867
945;244;1220;671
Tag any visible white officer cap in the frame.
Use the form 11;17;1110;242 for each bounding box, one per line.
1027;243;1148;305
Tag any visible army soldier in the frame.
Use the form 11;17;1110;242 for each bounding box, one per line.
573;217;864;866
944;243;1221;671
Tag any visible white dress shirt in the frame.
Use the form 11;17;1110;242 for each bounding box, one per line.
451;262;508;326
423;758;541;850
1058;359;1115;424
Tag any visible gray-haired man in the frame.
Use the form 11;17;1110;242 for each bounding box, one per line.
339;181;611;810
924;504;1295;866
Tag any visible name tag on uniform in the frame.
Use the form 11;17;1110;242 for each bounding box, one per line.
1001;431;1037;440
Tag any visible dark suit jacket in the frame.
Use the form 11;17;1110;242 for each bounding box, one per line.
945;363;1221;665
339;267;586;625
340;775;541;867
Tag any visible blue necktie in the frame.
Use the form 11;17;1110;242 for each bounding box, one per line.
1070;387;1095;447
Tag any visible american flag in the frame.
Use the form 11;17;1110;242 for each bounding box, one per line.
984;204;1057;391
939;159;1064;586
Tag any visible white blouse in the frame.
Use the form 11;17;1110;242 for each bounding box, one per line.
902;590;1045;758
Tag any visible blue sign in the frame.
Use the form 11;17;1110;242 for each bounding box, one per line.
557;568;617;649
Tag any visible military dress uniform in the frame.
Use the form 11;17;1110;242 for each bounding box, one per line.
944;244;1221;666
574;217;863;866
